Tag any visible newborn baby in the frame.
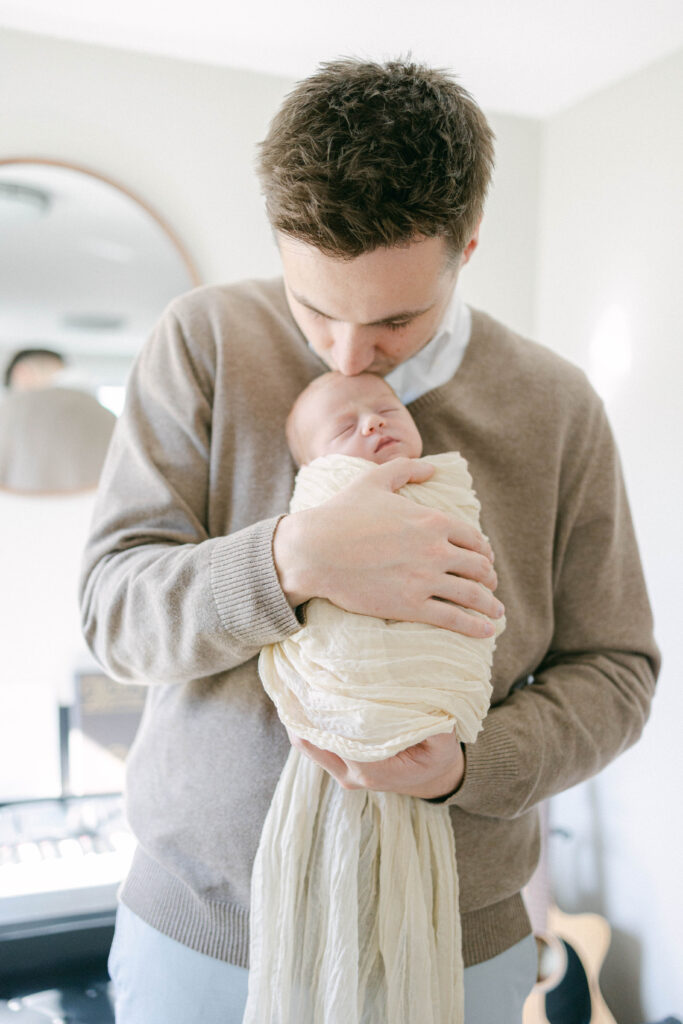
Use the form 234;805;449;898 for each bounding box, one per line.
265;370;500;760
246;371;503;1024
286;369;423;467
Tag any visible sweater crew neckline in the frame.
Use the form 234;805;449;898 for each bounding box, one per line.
405;308;488;415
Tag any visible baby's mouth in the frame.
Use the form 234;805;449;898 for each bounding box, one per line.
374;436;398;453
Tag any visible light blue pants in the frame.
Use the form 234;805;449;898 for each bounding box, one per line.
109;903;537;1023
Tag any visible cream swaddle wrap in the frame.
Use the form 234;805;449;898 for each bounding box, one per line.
246;452;504;1024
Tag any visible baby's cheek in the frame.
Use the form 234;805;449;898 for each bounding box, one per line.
342;438;376;462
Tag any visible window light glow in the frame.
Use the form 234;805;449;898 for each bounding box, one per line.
588;304;633;403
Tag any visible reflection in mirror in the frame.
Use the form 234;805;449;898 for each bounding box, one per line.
0;162;196;817
0;159;198;408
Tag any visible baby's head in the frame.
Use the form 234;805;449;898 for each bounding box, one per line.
286;372;423;467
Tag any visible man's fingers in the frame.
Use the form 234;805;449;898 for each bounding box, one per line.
369;456;435;492
291;735;386;792
447;517;494;562
436;575;505;620
425;598;501;638
447;547;498;590
293;728;466;798
289;734;357;785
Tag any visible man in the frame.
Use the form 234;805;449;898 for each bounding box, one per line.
0;346;116;491
4;347;66;391
80;59;658;1023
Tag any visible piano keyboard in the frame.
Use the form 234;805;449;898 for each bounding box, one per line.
0;795;134;931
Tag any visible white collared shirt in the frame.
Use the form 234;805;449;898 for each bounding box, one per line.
384;284;471;404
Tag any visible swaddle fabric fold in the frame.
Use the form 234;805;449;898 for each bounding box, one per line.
245;452;502;1024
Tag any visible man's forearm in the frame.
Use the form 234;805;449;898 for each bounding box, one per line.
445;650;657;818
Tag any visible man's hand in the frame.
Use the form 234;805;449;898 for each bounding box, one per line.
287;728;465;800
273;457;503;637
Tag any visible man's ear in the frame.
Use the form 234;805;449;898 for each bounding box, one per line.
461;222;481;267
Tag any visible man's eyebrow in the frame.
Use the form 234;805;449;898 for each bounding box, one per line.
290;291;435;326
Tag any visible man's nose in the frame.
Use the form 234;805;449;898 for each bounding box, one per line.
331;325;374;375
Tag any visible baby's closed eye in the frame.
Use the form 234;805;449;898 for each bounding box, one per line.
332;421;356;439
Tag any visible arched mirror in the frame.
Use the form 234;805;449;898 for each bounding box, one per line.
0;159;198;406
0;159;197;966
0;163;198;918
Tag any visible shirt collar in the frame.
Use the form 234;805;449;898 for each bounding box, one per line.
384;284;471;404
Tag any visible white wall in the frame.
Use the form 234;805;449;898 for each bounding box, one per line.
463;112;542;338
537;49;683;1022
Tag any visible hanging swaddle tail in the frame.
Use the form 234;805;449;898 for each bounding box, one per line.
245;452;504;1024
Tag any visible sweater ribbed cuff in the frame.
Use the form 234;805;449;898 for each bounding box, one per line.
210;515;301;649
444;713;519;814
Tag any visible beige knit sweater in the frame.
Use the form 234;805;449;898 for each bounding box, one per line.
79;277;659;969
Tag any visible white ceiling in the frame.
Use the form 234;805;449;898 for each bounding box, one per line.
1;0;682;117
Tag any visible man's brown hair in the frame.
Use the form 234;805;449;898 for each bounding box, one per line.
257;57;495;260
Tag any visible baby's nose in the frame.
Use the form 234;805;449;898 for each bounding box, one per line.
361;413;385;435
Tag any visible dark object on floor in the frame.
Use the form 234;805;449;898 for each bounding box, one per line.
0;980;114;1021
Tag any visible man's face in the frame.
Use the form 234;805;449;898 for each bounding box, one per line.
293;373;423;465
279;234;463;377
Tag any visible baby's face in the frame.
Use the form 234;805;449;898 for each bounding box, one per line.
296;373;423;465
